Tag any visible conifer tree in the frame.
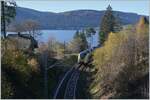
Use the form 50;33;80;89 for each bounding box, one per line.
85;27;96;48
99;5;122;45
114;14;123;32
69;30;88;53
80;30;88;50
73;30;80;39
1;0;16;39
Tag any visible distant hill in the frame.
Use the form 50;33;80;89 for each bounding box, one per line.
8;7;147;30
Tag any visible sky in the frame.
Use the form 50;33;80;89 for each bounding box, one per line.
16;0;149;15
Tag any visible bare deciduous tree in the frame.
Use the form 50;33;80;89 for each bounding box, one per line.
23;20;42;38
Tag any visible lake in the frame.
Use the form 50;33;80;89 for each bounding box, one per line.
7;30;99;47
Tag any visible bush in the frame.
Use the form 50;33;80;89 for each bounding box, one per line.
63;54;78;66
1;72;14;99
1;47;43;98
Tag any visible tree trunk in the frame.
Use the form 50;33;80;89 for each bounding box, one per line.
1;1;6;39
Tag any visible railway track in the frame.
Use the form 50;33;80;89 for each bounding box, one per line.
64;69;80;98
53;64;75;99
53;64;83;99
53;48;94;99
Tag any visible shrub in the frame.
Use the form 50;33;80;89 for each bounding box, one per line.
1;72;14;99
63;54;78;66
1;47;42;98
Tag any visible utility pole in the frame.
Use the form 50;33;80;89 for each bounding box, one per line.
1;1;6;39
64;41;66;58
43;51;48;98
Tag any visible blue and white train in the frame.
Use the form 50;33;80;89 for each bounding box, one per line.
77;46;100;64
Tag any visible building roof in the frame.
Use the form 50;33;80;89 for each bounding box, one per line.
7;33;31;39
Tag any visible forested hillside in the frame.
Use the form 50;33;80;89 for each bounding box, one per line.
8;7;146;30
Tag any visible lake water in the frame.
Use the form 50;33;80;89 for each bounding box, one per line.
7;30;99;47
39;30;76;43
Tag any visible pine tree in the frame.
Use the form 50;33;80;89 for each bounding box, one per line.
69;30;88;53
73;30;80;39
85;27;96;48
114;14;123;32
1;1;16;39
99;5;122;45
80;31;88;50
